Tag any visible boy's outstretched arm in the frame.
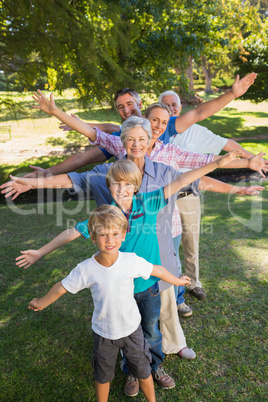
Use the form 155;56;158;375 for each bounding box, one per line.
28;281;67;311
16;227;81;269
152;265;191;287
175;73;257;133
32;90;98;142
164;150;243;199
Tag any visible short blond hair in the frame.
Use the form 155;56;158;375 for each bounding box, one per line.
88;205;128;239
144;102;171;119
106;160;142;192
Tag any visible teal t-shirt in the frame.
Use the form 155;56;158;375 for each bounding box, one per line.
75;187;167;293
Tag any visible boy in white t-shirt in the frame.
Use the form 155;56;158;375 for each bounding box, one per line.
28;204;191;402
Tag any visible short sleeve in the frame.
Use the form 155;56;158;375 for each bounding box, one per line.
75;219;90;239
131;254;154;279
140;187;167;213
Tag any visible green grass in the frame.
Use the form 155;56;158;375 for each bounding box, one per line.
0;183;267;401
0;90;268;400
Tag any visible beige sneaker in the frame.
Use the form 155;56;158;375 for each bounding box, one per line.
124;375;139;397
177;302;193;317
152;365;175;389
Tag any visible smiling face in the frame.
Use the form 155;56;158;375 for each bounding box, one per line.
146;107;170;140
92;226;126;257
161;94;181;117
124;126;149;160
109;180;136;209
115;94;142;121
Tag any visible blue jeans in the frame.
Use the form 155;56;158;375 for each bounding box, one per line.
122;283;164;374
173;234;185;306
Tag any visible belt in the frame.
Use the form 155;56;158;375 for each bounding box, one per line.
177;191;192;199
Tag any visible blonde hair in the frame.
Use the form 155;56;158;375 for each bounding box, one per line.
88;205;128;238
106;160;142;192
144;102;171;119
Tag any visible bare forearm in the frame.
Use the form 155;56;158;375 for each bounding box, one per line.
25;174;73;189
32;282;67;310
47;147;107;175
152;265;191;287
212;155;249;169
152;265;181;286
91;123;120;134
38;228;81;258
52;108;97;140
164;160;219;199
223;140;254;159
200;176;234;193
194;90;235;121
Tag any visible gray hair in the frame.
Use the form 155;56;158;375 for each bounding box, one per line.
114;88;141;109
158;90;181;106
120;116;152;147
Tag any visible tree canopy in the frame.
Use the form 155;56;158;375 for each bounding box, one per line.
0;0;266;103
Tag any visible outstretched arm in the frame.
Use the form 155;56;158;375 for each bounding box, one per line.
24;147;108;179
16;227;81;269
152;265;191;287
175;73;257;133
32;90;98;142
223;140;255;159
212;152;268;177
199;176;264;195
0;173;72;200
59;114;120;134
28;281;67;311
163;150;243;199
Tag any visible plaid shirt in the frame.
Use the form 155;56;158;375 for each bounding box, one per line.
92;128;214;235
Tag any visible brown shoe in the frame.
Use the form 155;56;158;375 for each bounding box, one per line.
152;365;175;389
189;287;207;300
124;375;139;397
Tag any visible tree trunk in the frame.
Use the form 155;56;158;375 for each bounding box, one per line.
186;56;194;92
201;56;219;94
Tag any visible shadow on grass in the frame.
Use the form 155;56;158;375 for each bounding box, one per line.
198;114;268;138
0;96;119;124
0;183;267;400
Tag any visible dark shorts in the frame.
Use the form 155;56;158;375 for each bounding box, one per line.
92;324;152;384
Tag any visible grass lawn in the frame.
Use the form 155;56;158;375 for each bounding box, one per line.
0;90;268;400
0;183;267;401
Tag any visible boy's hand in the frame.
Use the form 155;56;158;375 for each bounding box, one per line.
177;275;191;286
32;89;57;115
231;73;257;98
0;175;33;200
16;250;42;269
28;298;43;311
248;152;268;177
231;185;264;196
215;150;243;168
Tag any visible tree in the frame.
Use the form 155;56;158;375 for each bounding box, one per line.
233;20;268;102
0;0;200;104
198;0;262;93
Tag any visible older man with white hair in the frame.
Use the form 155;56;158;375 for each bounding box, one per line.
159;89;258;316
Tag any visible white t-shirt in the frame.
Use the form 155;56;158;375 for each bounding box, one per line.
170;124;228;172
62;251;153;340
